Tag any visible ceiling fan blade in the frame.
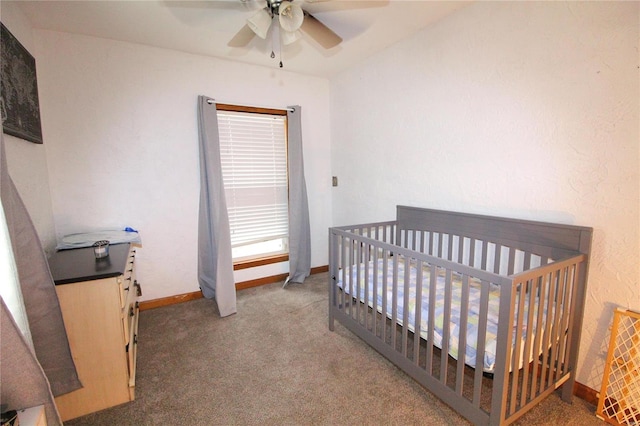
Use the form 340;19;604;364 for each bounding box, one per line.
227;24;256;47
300;12;342;49
239;0;268;11
303;0;389;10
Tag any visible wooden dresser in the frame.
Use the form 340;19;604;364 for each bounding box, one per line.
48;243;141;421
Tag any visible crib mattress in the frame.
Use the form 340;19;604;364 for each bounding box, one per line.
337;257;542;373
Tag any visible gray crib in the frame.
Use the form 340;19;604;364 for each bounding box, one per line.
328;206;592;426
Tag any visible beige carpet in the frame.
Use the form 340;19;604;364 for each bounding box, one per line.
65;272;601;425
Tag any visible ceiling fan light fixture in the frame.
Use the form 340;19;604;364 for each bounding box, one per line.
279;1;304;32
281;29;302;46
247;8;272;39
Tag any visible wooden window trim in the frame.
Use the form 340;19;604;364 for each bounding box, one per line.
216;103;287;116
233;254;289;271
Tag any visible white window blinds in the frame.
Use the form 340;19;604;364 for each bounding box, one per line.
217;110;289;251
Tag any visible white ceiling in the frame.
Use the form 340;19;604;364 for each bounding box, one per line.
12;0;470;78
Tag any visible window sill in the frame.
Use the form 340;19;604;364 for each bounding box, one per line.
233;254;289;271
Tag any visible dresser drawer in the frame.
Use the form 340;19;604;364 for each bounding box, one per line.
118;248;136;310
127;301;140;399
120;247;140;345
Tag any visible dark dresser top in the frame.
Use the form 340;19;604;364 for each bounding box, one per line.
49;243;131;285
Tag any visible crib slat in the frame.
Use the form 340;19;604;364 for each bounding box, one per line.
347;239;354;318
551;268;565;383
426;264;437;375
382;251;389;343
413;260;424;366
559;264;578;383
481;240;489;271
510;281;528;414
391;255;399;347
469;238;476;268
494;243;502;274
555;266;571;382
520;277;538;407
363;243;371;331
402;256;411;356
440;268;453;384
456;275;470;396
524;251;532;271
340;237;347;313
539;271;556;392
508;247;516;275
372;247;379;336
549;268;566;386
420;231;427;254
530;275;546;398
491;280;516;423
473;280;490;406
355;239;362;322
428;231;434;256
547;269;562;389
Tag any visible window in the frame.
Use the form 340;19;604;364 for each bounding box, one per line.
217;105;289;263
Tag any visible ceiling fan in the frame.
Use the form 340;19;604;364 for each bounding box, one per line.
228;0;343;53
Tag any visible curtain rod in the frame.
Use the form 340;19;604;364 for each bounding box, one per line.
206;99;294;112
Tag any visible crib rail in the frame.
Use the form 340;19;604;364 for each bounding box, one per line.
492;253;587;424
329;219;589;426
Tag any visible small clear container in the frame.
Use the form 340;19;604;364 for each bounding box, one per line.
92;240;110;259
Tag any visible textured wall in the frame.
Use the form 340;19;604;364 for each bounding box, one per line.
330;1;639;389
1;2;57;253
32;31;332;301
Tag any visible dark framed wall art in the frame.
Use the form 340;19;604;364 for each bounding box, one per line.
1;22;43;144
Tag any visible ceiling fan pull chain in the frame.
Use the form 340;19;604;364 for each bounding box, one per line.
271;18;278;63
279;34;283;68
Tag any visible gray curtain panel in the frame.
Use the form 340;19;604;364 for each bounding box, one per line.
284;106;311;286
1;299;62;424
197;96;237;317
0;134;81;399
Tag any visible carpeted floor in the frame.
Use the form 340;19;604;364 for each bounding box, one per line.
65;272;601;425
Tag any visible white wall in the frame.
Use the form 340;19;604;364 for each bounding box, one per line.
32;30;332;302
330;1;639;390
0;2;57;253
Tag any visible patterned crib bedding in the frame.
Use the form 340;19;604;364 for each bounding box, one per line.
337;257;543;373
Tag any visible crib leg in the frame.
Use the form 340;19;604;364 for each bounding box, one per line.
561;376;575;403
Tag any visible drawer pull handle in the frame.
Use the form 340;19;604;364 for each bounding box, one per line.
129;306;135;317
134;281;142;297
134;334;138;345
